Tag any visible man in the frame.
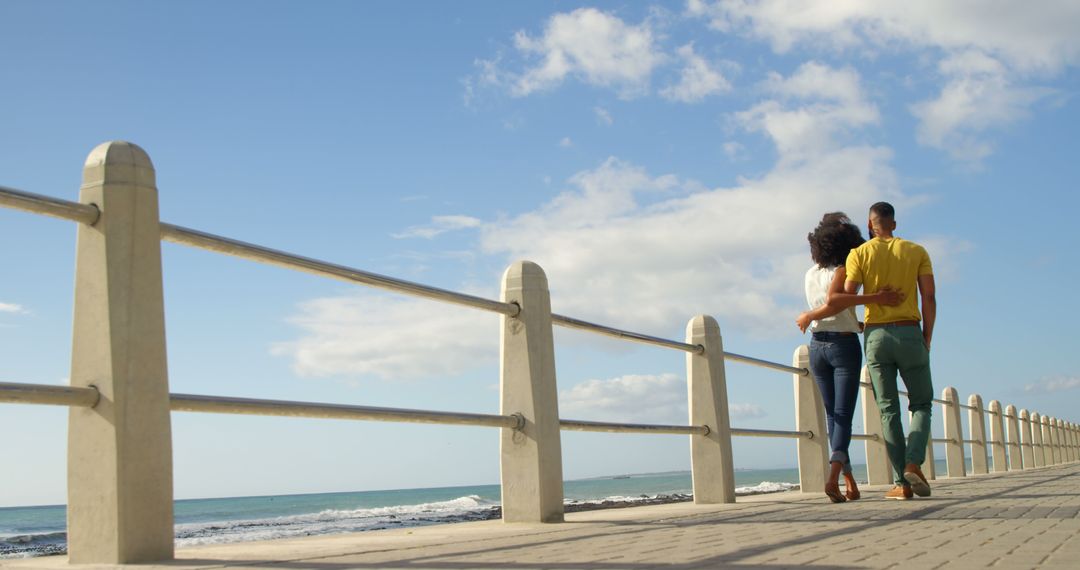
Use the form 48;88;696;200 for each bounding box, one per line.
844;202;936;500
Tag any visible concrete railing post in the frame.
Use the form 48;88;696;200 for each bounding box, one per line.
68;141;175;564
968;394;989;475
1052;418;1063;464
499;261;564;523
988;400;1007;473
686;316;735;504
793;345;828;494
942;387;966;478
1040;415;1054;466
1072;422;1079;462
1030;412;1045;468
1005;405;1021;470
860;368;892;485
1020;410;1035;468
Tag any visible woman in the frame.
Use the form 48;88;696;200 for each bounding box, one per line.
796;213;902;503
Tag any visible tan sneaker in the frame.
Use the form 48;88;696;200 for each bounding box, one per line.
903;464;931;497
885;485;913;500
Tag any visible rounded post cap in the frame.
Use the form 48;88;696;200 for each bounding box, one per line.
83;141;155;187
502;260;549;290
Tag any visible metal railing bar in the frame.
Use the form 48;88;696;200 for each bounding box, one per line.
559;419;708;435
731;428;812;439
0;382;100;408
851;433;881;441
931;438;957;444
170;393;523;430
962;438;982;445
933;398;950;405
724;352;806;375
159;223;520;317
959;404;977;411
550;314;702;354
0;185;99;225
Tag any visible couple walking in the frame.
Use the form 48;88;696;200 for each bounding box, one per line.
796;202;936;502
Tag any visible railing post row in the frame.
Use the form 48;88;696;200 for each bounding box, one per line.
686;316;735;503
793;345;828;494
942;387;967;478
498;261;564;522
968;394;988;475
1005;404;1022;470
67;141;175;564
988;400;1007;473
860;370;892;485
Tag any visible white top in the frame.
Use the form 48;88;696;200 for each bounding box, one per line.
804;265;861;333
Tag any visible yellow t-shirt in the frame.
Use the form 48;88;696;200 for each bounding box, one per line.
845;237;933;325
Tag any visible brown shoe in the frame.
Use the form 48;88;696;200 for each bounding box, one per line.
885;485;913;500
903;464;931;497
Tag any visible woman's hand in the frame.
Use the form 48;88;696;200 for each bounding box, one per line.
796;312;813;333
875;286;905;306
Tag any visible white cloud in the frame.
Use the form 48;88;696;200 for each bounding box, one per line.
910;50;1053;162
559;373;766;424
0;303;25;314
660;43;732;102
272;294;499;380
559;137;574;148
510;8;664;98
1025;376;1080;394
689;1;1079;162
594;106;614;125
688;0;1080;72
392;215;483;239
735;61;879;164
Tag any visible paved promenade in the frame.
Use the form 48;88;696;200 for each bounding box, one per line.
7;463;1079;570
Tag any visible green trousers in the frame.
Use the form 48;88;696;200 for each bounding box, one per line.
864;325;934;485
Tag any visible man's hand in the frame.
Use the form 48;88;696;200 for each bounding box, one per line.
875;286;905;306
796;312;813;333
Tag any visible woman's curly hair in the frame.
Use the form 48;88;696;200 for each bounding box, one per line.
808;212;865;268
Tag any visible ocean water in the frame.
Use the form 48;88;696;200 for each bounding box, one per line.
0;466;811;559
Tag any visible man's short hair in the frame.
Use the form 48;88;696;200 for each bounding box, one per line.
870;201;895;220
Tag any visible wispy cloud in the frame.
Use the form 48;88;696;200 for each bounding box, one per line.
1025;376;1080;394
659;43;731;103
559;136;574;148
594;106;614;125
392;215;483;239
559;373;765;424
0;302;26;314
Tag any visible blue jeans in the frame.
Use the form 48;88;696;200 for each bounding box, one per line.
809;332;862;474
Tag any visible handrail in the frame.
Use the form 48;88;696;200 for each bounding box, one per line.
559;419;708;435
550;314;703;354
171;393;524;429
731;428;812;439
0;185;99;225
0;381;100;407
160;223;522;318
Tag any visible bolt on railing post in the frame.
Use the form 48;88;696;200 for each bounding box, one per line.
968;394;989;475
499;261;564;523
860;367;891;486
942;387;967;478
1030;412;1045;468
1040;415;1054;466
987;400;1007;473
685;315;735;504
68;142;174;564
1004;404;1021;471
793;345;828;495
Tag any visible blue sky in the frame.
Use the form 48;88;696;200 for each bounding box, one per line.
2;1;1079;507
